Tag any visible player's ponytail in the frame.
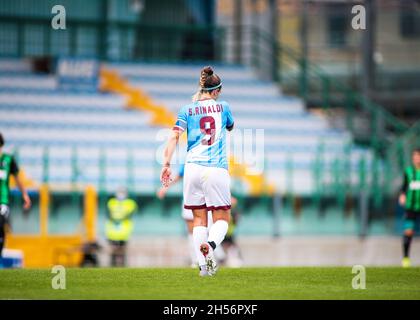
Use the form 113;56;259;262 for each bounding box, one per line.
192;66;221;102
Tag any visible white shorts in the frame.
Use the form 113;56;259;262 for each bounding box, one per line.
183;163;231;211
182;207;194;220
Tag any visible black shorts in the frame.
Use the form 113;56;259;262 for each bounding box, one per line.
405;209;420;220
404;210;420;231
0;204;10;228
108;240;127;247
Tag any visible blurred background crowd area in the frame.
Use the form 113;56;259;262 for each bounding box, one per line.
0;0;419;267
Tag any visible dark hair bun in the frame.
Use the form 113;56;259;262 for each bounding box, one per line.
202;66;213;76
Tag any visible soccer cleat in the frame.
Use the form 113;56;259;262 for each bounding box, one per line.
402;257;411;268
200;243;218;276
199;268;211;277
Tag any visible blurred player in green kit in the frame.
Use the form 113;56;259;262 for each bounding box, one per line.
399;148;420;267
0;132;32;258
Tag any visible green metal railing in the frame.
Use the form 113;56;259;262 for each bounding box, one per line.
23;142;392;207
10;141;403;236
248;26;409;152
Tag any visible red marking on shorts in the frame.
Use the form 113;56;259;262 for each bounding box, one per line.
184;204;207;210
206;205;231;211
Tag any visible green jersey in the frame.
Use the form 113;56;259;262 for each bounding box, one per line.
0;153;19;205
401;166;420;212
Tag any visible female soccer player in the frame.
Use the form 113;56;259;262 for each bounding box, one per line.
160;66;234;276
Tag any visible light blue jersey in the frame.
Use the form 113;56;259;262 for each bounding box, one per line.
173;98;234;169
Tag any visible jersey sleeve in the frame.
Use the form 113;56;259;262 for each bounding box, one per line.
173;106;188;133
10;156;19;175
224;102;234;130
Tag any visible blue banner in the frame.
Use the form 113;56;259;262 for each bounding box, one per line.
56;57;99;91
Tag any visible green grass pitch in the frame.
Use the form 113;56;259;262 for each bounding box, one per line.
0;267;419;300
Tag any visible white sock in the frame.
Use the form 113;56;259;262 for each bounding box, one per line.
192;226;208;267
187;233;197;266
208;220;229;248
207;211;213;229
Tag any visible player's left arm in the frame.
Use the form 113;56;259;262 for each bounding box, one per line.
225;103;234;131
11;157;31;210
